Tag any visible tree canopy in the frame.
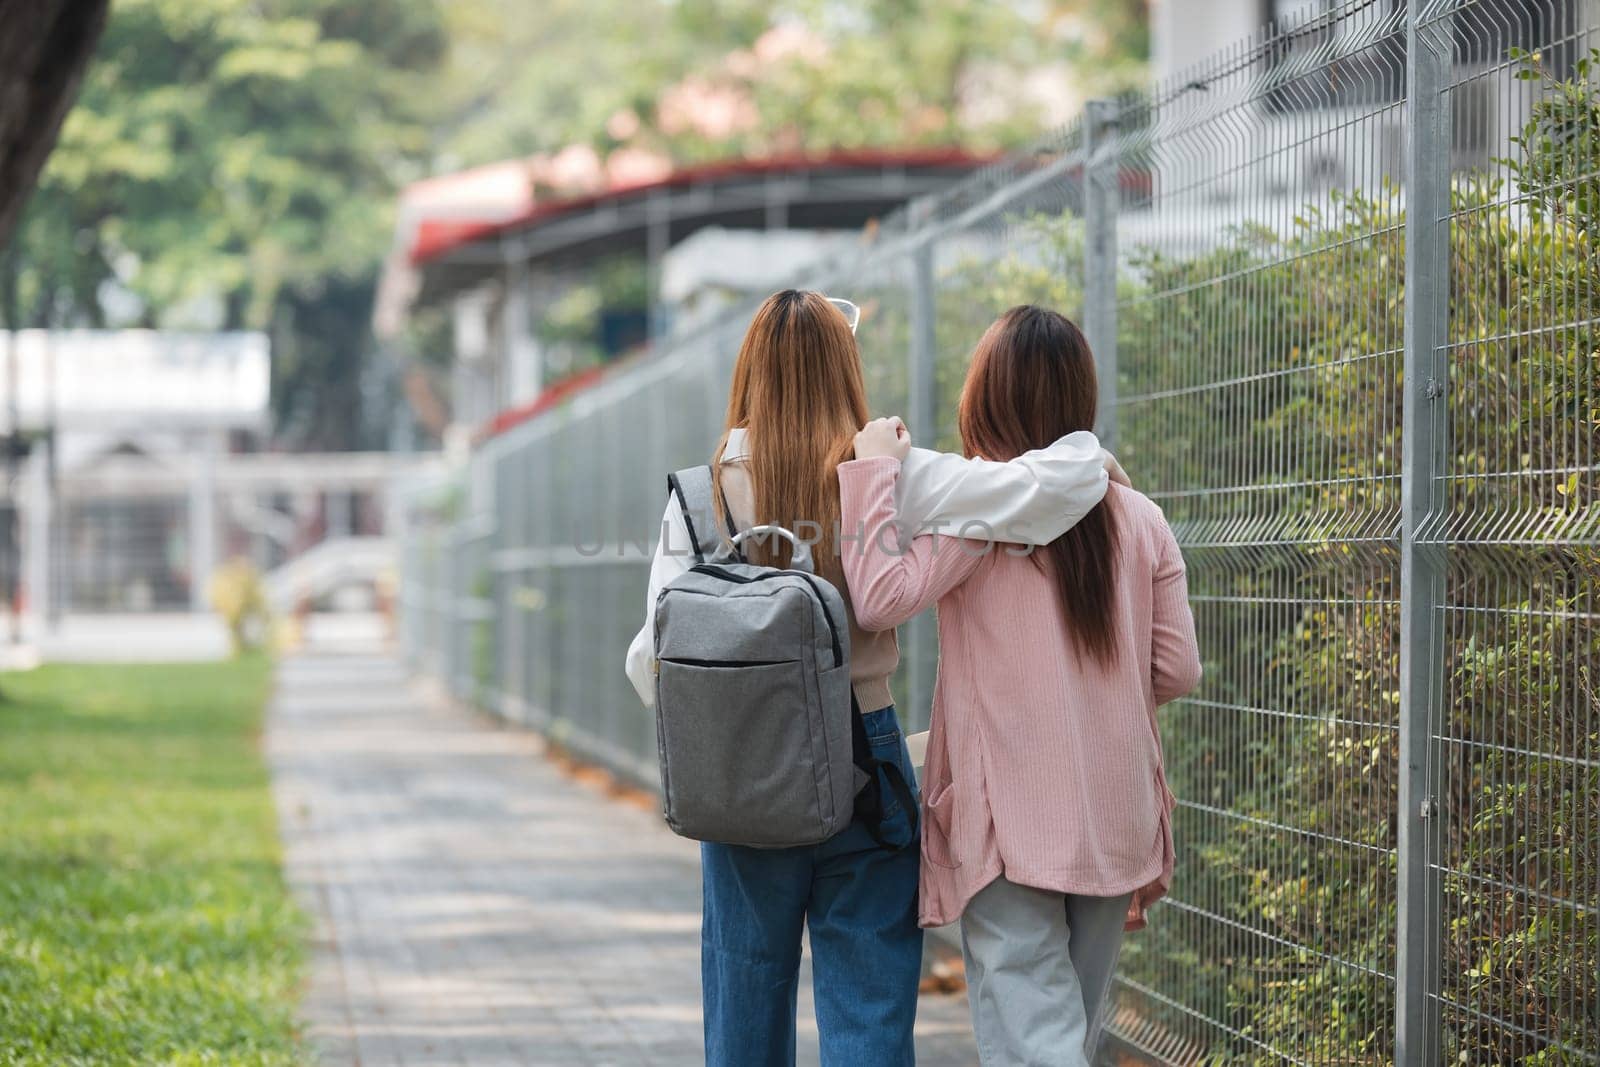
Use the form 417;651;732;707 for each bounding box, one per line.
432;0;1147;169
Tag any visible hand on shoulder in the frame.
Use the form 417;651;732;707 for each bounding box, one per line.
1103;451;1131;488
854;416;911;462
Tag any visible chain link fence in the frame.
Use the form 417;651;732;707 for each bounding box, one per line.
398;0;1598;1060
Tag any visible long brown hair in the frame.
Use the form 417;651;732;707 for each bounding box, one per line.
958;305;1120;664
714;290;869;570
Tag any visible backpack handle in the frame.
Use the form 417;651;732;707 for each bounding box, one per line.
730;525;814;572
730;524;799;549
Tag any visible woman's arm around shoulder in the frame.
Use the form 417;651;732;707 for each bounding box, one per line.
896;428;1114;547
1147;505;1203;705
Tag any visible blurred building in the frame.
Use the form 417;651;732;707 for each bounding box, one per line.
374;149;993;448
0;329;267;616
1129;0;1596;259
1150;0;1594;187
657;226;864;336
0;329;430;630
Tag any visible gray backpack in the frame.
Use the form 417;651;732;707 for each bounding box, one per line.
651;465;915;850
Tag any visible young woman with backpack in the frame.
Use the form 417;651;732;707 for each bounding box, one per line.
624;290;1124;1066
838;305;1203;1066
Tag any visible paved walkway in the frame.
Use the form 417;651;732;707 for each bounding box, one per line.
268;652;979;1066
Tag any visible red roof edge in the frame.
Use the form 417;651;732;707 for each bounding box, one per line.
410;146;998;267
476;365;609;442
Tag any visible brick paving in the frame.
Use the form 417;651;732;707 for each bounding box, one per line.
268;652;979;1066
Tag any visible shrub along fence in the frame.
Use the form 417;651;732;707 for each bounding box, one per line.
397;0;1598;1061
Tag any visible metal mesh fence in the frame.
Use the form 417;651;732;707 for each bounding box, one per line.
1422;2;1598;1062
397;1;1599;1060
1106;6;1412;1062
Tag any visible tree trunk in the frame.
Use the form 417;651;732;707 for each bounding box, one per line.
0;0;110;251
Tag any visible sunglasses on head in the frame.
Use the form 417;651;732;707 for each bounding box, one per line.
824;296;861;334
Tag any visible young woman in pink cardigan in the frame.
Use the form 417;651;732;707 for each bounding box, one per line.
838;305;1203;1066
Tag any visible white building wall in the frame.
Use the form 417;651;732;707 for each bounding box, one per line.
501;268;543;409
1152;0;1266;85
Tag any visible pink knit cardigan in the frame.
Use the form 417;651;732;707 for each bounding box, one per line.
838;457;1202;930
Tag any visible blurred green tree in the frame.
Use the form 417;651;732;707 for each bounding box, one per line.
432;0;1148;169
5;0;448;448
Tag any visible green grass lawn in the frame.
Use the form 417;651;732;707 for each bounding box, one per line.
0;656;305;1065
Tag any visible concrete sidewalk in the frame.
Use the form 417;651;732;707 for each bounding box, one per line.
268;652;979;1066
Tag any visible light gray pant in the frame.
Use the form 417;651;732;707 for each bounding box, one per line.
959;877;1133;1066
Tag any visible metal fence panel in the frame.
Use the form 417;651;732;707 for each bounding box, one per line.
1110;7;1410;1061
1426;1;1598;1061
396;1;1599;1060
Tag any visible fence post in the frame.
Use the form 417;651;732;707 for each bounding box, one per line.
905;227;938;728
1083;98;1120;448
445;517;461;694
188;435;218;611
1397;4;1451;1062
908;242;937;456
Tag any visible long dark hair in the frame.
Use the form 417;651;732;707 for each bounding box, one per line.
958;305;1120;665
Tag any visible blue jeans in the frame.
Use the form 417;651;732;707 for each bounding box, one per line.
701;705;922;1067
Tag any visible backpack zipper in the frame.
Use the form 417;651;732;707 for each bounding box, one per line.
690;564;844;668
661;656;797;669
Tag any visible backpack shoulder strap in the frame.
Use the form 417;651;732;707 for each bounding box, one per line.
667;465;731;564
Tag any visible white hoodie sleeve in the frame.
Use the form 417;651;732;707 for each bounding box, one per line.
623;498;696;708
893;430;1110;546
